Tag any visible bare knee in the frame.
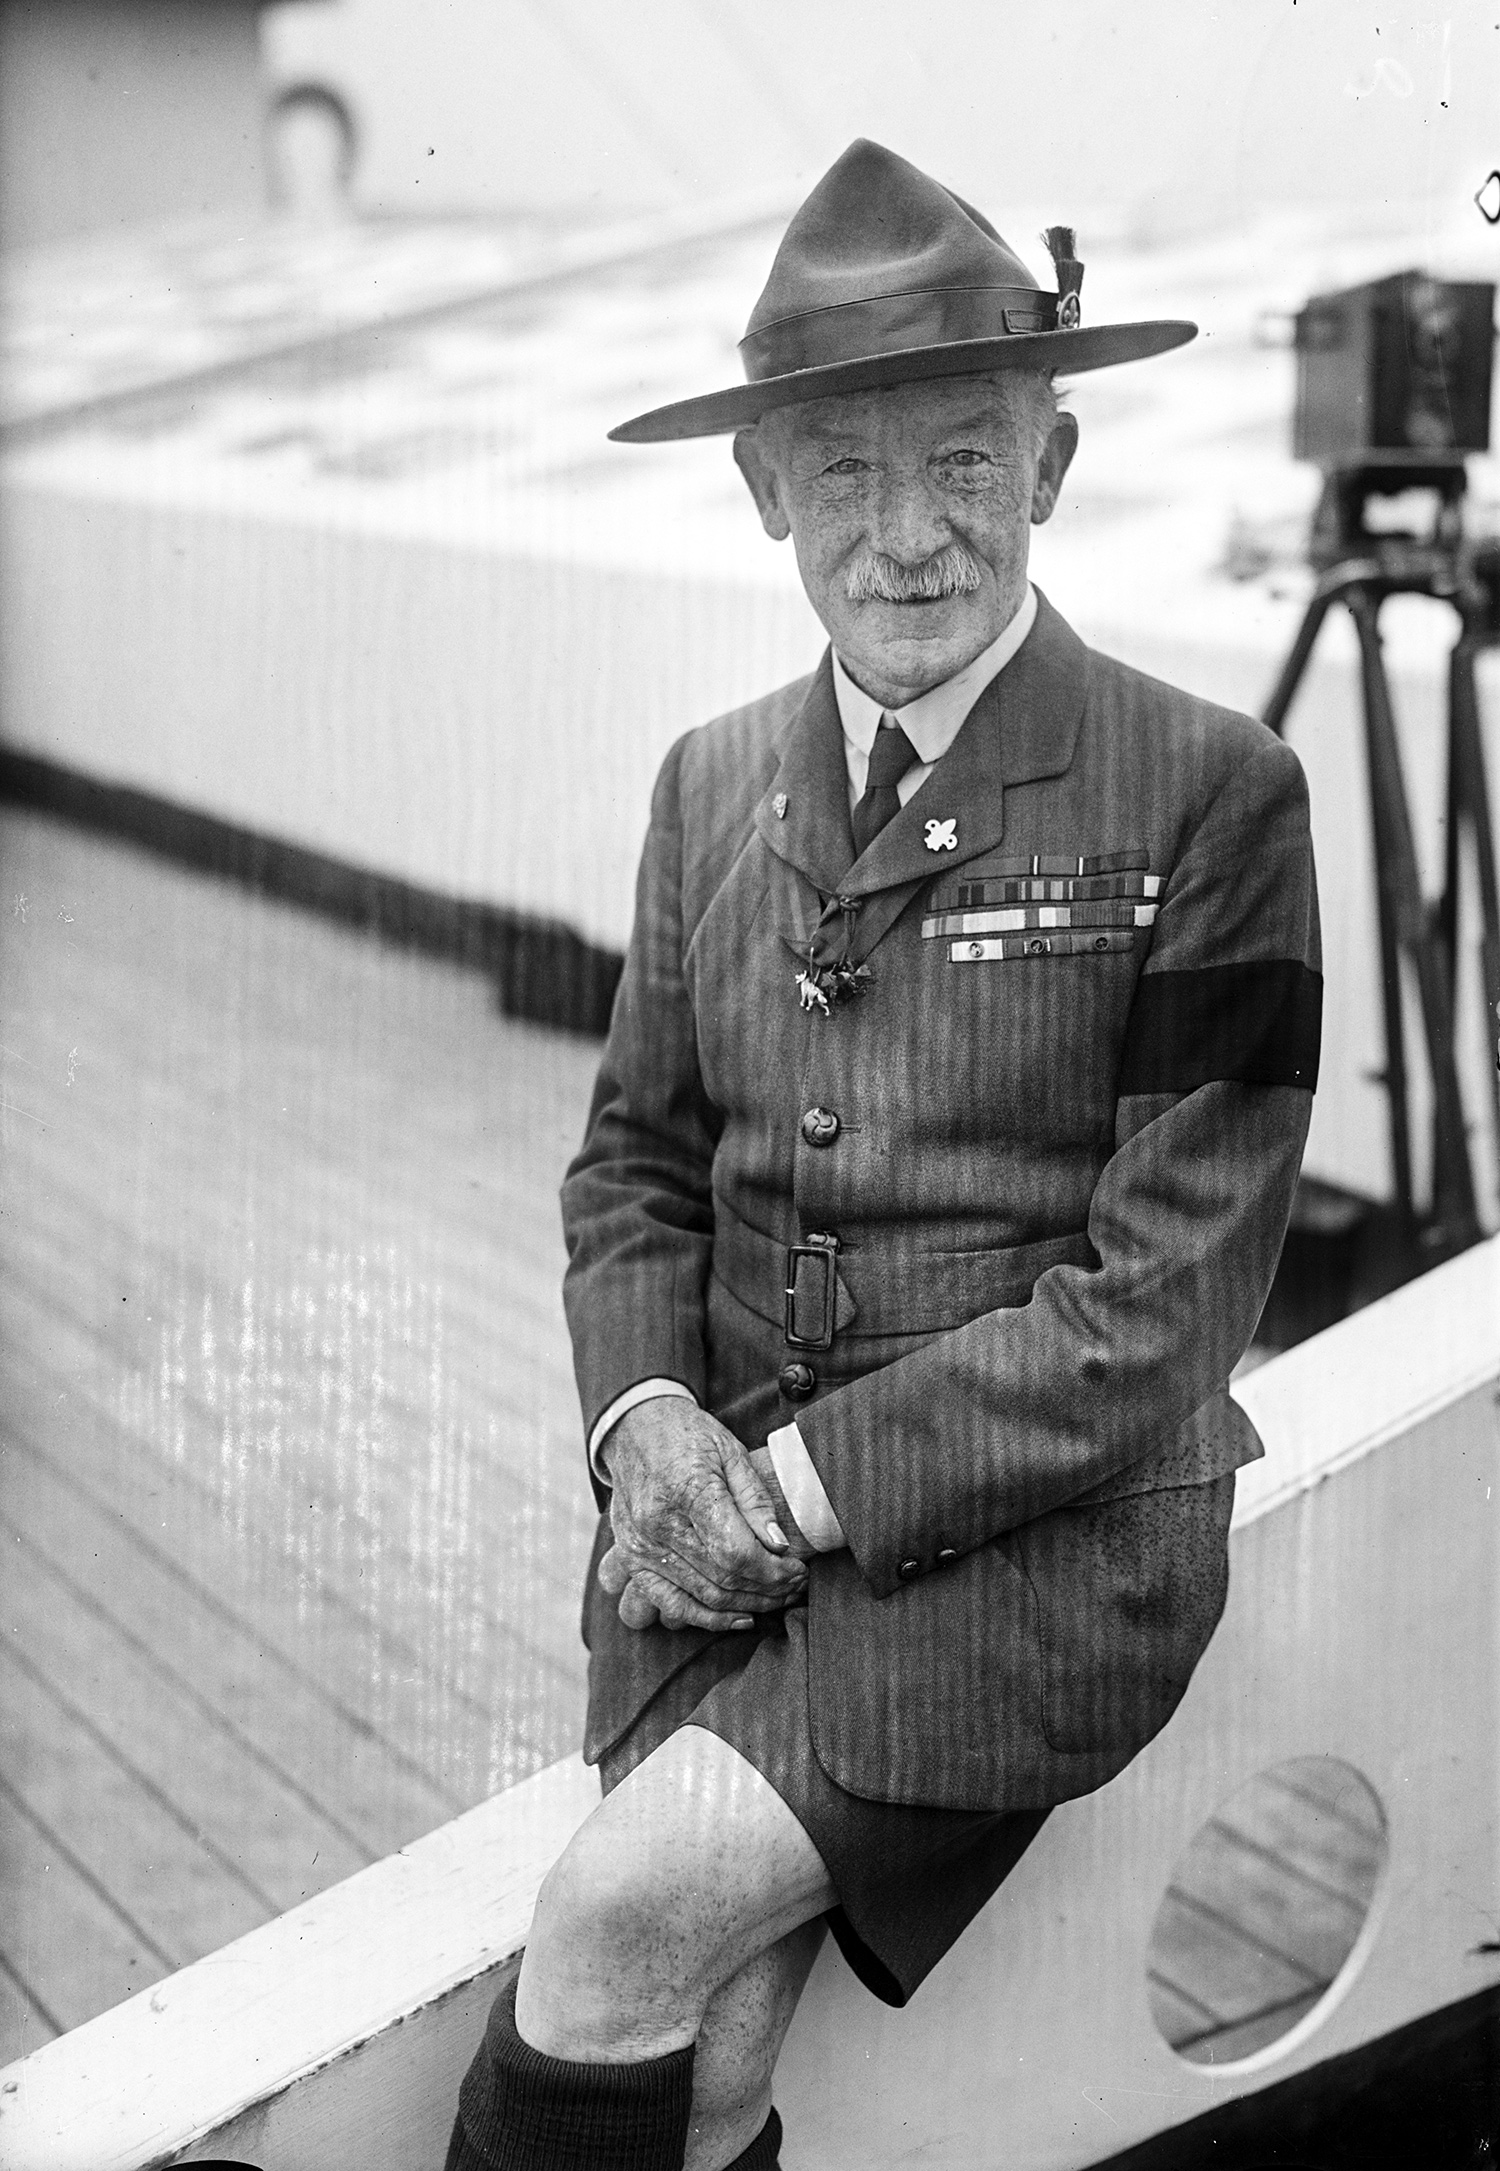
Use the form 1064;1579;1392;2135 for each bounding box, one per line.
522;1821;718;2049
516;1729;832;2065
530;1825;675;1976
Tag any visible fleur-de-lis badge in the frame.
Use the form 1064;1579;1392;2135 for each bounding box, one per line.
773;792;788;819
924;818;958;853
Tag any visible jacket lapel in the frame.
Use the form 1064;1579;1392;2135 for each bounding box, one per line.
754;652;855;888
755;652;856;959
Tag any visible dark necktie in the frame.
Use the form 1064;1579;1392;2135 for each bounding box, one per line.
851;720;919;858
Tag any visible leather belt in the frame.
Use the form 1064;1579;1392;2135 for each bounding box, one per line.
712;1211;1098;1340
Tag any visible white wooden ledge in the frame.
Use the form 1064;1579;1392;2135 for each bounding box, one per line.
2;1239;1497;2170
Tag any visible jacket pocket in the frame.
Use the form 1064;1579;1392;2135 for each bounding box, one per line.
1017;1476;1234;1756
805;1535;1050;1811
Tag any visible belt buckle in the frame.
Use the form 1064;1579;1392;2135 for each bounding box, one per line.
784;1232;840;1350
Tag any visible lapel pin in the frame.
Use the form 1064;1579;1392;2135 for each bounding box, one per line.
925;818;958;853
773;792;788;819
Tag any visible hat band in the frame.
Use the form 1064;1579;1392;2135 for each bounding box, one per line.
739;284;1058;381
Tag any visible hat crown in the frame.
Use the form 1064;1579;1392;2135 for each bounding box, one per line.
746;139;1040;338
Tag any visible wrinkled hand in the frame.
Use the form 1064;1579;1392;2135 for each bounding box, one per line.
599;1399;808;1633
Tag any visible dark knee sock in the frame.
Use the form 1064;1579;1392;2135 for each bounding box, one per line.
718;2108;782;2171
447;1970;695;2171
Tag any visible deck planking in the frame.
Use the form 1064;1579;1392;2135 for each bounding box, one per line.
1;1530;374;1905
0;1324;585;1816
0;1413;459;1850
0;807;601;2059
0;1639;275;1955
0;1775;164;2037
1;1273;589;1697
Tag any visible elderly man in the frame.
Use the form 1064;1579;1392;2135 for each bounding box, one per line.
448;140;1320;2171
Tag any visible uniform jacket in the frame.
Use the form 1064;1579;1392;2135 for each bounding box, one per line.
562;591;1321;1813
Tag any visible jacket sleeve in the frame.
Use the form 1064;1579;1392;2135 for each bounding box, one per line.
561;735;721;1505
796;728;1322;1597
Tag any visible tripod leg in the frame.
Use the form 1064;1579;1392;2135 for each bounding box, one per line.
1262;590;1336;737
1449;633;1500;1161
1351;597;1416;1233
1349;590;1480;1252
1440;646;1463;988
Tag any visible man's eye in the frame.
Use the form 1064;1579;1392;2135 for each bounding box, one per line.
944;449;989;469
823;457;868;476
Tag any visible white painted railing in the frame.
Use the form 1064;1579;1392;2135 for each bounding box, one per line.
2;1239;1497;2170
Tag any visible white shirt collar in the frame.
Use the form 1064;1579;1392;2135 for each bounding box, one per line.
831;584;1037;765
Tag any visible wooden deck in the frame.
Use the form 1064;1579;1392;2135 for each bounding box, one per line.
0;807;599;2061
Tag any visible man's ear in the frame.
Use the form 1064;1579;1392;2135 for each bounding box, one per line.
1030;409;1079;526
734;427;792;541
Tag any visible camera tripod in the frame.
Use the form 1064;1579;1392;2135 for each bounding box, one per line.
1261;462;1500;1265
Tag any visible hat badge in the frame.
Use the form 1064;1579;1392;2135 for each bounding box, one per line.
1043;226;1084;330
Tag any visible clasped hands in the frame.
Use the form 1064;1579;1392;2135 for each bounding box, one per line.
598;1398;814;1633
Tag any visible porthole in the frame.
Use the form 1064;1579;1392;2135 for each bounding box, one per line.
1146;1756;1387;2066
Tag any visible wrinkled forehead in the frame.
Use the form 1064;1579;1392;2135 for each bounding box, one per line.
761;370;1042;453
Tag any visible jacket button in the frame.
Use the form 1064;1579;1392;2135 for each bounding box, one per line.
777;1361;817;1401
897;1557;920;1582
936;1547;959;1565
800;1105;841;1148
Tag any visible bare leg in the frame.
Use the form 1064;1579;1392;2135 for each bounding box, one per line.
515;1724;835;2159
685;1922;826;2170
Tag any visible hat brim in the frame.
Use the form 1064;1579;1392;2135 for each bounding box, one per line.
609;320;1197;443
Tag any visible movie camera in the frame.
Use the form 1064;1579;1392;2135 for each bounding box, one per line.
1262;269;1499;1273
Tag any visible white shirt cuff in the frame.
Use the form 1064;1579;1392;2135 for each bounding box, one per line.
767;1422;846;1552
588;1379;696;1484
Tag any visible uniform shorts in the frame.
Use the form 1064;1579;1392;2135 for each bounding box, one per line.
596;1604;1047;2007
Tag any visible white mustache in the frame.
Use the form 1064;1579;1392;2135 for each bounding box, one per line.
845;545;985;603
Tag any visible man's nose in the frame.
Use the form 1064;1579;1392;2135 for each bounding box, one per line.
867;471;949;564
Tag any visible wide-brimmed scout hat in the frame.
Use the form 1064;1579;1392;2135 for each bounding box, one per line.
610;138;1196;444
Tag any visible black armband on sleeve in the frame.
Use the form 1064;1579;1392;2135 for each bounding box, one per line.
1118;960;1322;1093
